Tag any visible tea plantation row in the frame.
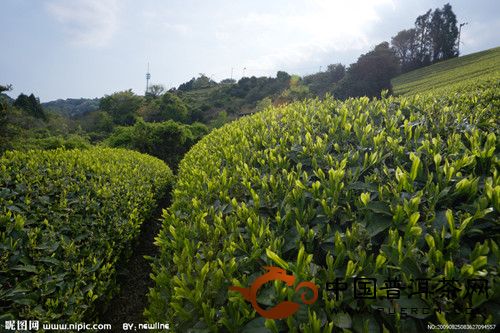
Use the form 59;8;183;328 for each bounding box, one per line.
392;46;500;96
0;148;173;322
147;80;499;332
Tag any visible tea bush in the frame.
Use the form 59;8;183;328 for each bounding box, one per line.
0;148;173;322
148;80;499;332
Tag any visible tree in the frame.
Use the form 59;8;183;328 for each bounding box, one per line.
178;78;195;91
0;85;11;134
391;29;418;72
393;3;458;70
93;111;114;133
414;9;433;67
100;90;142;125
138;92;189;123
440;3;459;60
327;64;346;77
13;93;46;120
146;84;165;98
431;8;445;61
281;75;309;101
220;78;236;85
0;85;12;123
430;4;458;62
333;42;400;99
0;84;12;94
177;74;217;91
276;71;291;82
192;74;216;89
158;92;189;123
304;64;346;96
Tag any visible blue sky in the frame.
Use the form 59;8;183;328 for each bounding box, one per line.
1;0;499;102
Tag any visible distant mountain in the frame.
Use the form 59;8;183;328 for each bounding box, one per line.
42;98;100;117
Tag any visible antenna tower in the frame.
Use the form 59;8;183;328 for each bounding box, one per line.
146;63;151;94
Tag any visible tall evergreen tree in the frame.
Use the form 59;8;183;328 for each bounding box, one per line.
392;3;459;70
431;8;445;61
441;3;459;59
414;9;433;67
430;4;458;62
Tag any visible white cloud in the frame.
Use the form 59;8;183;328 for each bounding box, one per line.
215;0;394;72
46;0;120;47
162;22;191;36
141;8;192;36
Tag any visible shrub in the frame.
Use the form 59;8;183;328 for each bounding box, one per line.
147;82;499;331
10;134;91;151
0;148;173;322
105;119;209;170
100;90;142;126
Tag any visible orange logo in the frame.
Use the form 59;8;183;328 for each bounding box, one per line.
229;266;319;319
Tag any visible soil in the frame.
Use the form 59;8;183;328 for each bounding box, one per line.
99;193;170;332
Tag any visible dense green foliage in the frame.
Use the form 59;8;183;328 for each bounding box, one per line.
76;110;115;142
0;84;13;100
303;65;345;97
391;3;459;73
0;95;90;154
9;134;91;151
1;87;205;156
174;72;293;124
105;119;209;169
13;93;46;120
334;42;399;99
0;91;10;148
0;148;173;322
42;98;100;117
100;90;142;126
148;80;499;331
178;74;218;92
392;47;500;96
140;92;190;123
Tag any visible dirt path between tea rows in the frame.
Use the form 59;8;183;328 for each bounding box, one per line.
100;194;170;332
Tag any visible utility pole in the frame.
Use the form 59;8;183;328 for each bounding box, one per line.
230;67;233;81
457;22;468;56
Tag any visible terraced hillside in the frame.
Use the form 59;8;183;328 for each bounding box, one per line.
392;47;500;95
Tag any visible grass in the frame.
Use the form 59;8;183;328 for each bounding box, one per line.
392;46;500;95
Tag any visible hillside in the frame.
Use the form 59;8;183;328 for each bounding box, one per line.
42;97;100;117
392;46;500;95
